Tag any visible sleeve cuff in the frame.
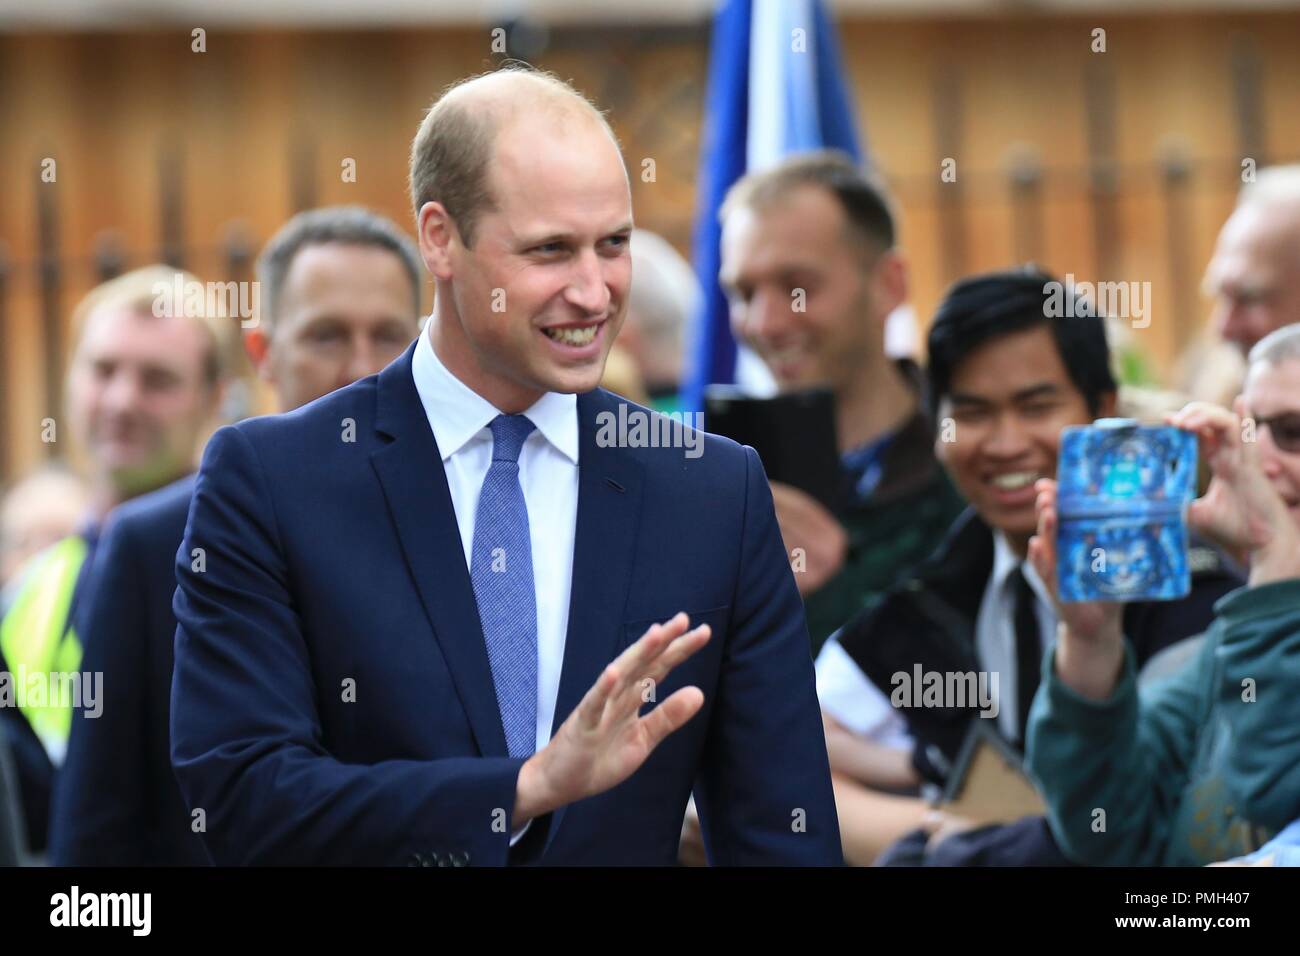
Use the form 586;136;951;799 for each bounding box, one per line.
1038;639;1140;734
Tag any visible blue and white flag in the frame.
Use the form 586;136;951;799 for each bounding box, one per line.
683;0;864;410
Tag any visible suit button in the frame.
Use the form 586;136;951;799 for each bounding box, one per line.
421;853;437;867
451;851;469;867
437;852;453;867
407;853;423;867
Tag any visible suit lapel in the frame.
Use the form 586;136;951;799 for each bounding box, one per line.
550;389;646;737
367;359;647;847
368;342;509;758
540;390;645;852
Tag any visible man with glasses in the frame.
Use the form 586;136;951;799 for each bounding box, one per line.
1026;322;1300;865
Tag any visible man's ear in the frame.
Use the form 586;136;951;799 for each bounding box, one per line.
871;248;908;319
243;327;274;382
933;407;952;466
1097;389;1119;419
418;201;459;281
208;378;229;418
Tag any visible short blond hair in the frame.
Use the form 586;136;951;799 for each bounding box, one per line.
70;265;235;386
408;64;616;247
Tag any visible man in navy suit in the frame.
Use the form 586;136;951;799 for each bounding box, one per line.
169;66;841;866
50;207;425;864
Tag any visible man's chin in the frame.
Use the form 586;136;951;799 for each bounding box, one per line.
980;504;1038;546
537;359;609;396
109;459;182;498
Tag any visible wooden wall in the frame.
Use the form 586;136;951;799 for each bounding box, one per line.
2;11;1299;482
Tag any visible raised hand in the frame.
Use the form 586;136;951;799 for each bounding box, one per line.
1166;398;1296;573
514;613;711;824
1027;477;1125;701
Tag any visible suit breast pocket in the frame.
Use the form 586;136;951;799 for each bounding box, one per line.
621;605;731;698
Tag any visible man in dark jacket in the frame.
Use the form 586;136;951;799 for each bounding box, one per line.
718;151;965;654
817;269;1242;864
49;206;424;865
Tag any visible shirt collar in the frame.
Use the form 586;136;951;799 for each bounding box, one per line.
991;530;1054;608
411;323;579;465
991;531;1023;591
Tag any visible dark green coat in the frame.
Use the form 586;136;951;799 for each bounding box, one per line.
1026;579;1300;865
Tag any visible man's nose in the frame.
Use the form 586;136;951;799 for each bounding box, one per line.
564;250;611;316
740;288;791;346
1214;299;1247;346
983;412;1032;458
101;370;144;414
343;336;384;384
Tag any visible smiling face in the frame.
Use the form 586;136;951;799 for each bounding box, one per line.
66;305;217;498
719;185;895;393
1244;356;1300;528
420;109;633;413
936;324;1115;547
1204;203;1300;354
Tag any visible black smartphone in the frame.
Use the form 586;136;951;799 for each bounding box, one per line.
703;386;842;512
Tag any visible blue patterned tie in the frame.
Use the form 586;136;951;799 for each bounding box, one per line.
470;414;539;759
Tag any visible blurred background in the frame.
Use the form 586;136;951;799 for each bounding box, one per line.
2;0;1300;484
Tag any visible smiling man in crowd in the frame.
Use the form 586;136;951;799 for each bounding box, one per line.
167;67;840;866
718;152;964;652
50;207;425;865
816;268;1242;864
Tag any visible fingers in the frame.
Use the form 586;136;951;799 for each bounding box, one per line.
638;624;711;692
577;613;705;731
1233;395;1262;472
607;613;690;700
1168;400;1239;434
575;661;620;731
638;685;705;750
1169;400;1241;462
1028;478;1059;601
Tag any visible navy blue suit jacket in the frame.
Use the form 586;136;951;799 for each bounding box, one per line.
170;342;842;866
51;475;212;865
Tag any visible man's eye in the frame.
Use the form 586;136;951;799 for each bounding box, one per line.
1271;416;1300;444
1021;402;1056;417
533;243;565;255
143;372;178;391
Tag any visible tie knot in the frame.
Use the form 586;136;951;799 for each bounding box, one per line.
489;414;536;463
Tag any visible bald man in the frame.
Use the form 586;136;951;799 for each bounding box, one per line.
169;67;841;866
1183;165;1300;406
1204;165;1300;355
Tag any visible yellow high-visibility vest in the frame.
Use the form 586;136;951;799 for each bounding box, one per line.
0;536;87;761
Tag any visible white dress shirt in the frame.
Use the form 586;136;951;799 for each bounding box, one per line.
977;532;1057;742
814;531;1057;749
815;638;915;751
410;326;579;757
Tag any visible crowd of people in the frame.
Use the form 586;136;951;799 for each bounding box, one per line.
1;66;1298;867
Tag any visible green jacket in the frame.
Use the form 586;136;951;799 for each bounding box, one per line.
1026;578;1300;865
803;409;965;654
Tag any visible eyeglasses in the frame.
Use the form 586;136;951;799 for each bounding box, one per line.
1251;411;1300;454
